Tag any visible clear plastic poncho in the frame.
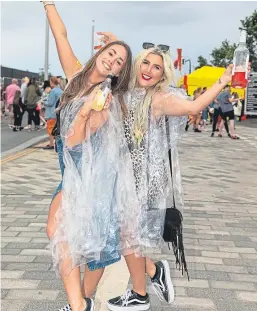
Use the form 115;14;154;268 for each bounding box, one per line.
51;96;141;277
51;86;187;276
121;86;187;256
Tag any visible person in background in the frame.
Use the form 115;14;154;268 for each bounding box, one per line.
217;85;241;139
57;76;67;91
43;76;62;150
38;80;51;128
179;84;188;96
24;78;41;131
21;77;29;105
201;87;208;130
185;89;202;132
5;79;20;128
0;82;4;119
12;90;24;132
56;75;62;84
211;94;230;137
231;92;242;129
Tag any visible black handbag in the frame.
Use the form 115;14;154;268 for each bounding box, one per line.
163;120;189;280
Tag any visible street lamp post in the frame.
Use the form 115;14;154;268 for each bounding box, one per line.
91;20;95;57
183;59;192;74
44;17;49;81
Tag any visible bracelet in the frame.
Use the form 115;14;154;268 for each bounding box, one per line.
43;1;55;8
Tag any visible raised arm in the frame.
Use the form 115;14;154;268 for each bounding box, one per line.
42;1;79;79
153;65;233;117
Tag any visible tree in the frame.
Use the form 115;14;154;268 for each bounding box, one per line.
240;10;257;71
210;40;237;68
195;55;210;69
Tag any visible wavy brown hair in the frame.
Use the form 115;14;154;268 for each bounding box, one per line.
60;41;132;111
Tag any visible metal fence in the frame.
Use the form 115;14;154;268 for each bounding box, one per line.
1;66;40;89
1;77;23;88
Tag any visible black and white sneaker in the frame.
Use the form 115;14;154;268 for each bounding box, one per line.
58;298;94;311
151;260;174;304
107;289;150;311
59;304;71;311
84;298;94;311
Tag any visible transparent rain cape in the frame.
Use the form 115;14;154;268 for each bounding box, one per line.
51;96;141;277
121;86;187;256
51;87;187;276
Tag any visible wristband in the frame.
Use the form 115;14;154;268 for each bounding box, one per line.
43;1;55;8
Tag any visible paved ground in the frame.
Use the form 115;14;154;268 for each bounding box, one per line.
1;122;257;311
1;115;47;155
240;117;257;129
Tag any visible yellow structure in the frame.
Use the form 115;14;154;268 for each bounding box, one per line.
179;66;245;97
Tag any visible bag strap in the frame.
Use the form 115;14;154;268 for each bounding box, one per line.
166;116;189;280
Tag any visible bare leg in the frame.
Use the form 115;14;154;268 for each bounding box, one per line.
46;191;62;239
82;265;104;297
124;254;147;296
48;192;102;309
145;257;156;278
47;193;87;311
218;119;224;135
49;134;55;147
224;120;230;135
229;119;235;137
62;265;87;311
195;113;201;129
188;116;194;126
40;114;47;127
191;115;196;129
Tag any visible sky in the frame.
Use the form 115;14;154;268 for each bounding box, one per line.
1;1;256;78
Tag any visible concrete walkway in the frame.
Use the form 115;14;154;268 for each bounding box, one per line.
1;123;257;311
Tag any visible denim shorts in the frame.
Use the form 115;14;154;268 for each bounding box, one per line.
51;136;121;271
202;108;209;121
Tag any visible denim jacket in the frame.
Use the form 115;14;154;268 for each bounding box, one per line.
44;87;62;119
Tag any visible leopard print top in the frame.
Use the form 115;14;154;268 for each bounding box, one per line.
123;89;170;210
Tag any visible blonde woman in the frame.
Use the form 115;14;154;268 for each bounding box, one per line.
97;33;240;311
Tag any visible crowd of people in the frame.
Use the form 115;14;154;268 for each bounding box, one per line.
183;85;243;139
0;76;65;148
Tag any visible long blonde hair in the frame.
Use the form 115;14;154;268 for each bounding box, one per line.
129;48;176;144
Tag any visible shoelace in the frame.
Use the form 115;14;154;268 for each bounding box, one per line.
152;281;165;302
120;289;133;306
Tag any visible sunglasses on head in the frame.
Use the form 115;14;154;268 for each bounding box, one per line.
143;42;170;53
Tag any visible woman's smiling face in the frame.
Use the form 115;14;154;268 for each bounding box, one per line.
137;53;164;88
95;44;127;77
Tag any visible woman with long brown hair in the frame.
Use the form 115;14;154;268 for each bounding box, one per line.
42;2;133;311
